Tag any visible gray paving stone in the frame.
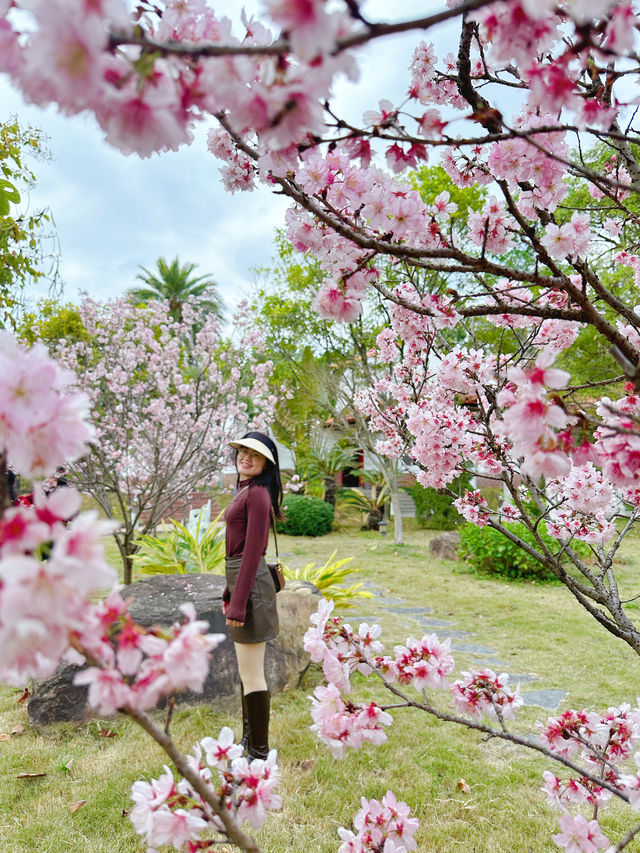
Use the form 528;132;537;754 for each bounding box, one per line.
507;673;540;684
521;688;567;710
360;581;564;713
386;605;434;616
451;642;499;656
433;628;472;639
344;615;383;624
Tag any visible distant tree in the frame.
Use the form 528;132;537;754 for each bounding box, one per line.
50;296;272;583
127;256;224;321
0;118;59;326
19;297;88;346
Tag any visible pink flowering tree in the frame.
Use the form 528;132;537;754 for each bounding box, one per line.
48;295;275;583
3;0;640;848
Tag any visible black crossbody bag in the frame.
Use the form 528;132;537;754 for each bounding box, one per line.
268;507;285;593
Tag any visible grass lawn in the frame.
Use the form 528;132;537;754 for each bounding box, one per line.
2;519;640;852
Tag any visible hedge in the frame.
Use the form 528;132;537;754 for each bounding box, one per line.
457;521;567;582
276;494;334;537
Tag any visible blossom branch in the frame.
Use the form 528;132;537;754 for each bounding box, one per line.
108;0;498;58
124;705;263;853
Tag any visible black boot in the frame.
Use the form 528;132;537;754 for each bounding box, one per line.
240;685;249;754
245;689;270;761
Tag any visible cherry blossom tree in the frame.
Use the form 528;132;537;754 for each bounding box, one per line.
2;0;640;848
50;295;275;583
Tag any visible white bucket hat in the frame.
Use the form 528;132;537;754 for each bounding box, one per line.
229;436;276;465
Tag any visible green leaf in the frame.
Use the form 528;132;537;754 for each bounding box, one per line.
0;179;20;215
132;511;226;576
282;550;373;609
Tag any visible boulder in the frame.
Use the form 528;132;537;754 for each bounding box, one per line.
28;573;320;727
429;531;460;561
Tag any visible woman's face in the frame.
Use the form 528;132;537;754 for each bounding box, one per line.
237;447;267;481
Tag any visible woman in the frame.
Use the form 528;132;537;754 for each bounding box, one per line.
223;430;283;761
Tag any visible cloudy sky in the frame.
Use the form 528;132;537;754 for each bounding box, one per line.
2;2;455;312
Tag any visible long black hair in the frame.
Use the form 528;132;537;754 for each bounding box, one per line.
234;431;284;520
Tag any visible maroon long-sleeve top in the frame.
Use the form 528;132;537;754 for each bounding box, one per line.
223;479;271;623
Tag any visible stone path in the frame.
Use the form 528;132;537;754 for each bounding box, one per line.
351;584;567;712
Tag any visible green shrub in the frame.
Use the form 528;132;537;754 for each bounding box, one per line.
277;494;334;536
412;474;471;530
282;550;373;610
457;522;565;582
131;511;226;575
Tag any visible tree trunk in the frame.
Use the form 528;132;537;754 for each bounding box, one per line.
124;551;134;586
390;491;404;545
115;525;139;585
366;508;382;530
324;476;337;507
381;459;404;545
123;528;141;586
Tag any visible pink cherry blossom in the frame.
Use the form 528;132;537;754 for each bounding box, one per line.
541;213;592;260
312;279;363;323
73;666;132;715
539;709;603;758
96;64;194;158
0;508;51;557
129;765;175;837
545;463;616;544
339;791;419;853
467;196;516;254
200;726;244;768
451;669;523;720
393;634;455;691
15;2;114;115
148;806;208;848
603;1;636;53
233;750;282;828
595;394;640;487
266;0;345;60
0;500;118;685
0;18;20;74
159;603;225;693
310;682;392;757
363;98;396;128
0;333;93;477
551;813;610;853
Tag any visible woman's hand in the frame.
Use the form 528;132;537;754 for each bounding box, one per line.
223;601;244;627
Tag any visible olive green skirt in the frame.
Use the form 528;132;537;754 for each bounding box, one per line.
225;555;279;643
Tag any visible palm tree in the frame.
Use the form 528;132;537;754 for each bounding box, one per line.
341;469;390;530
127;256;224;321
300;440;356;507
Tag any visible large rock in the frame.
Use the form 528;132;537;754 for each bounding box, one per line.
429;531;460;561
28;573;320;727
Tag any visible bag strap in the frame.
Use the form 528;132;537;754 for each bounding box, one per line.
270;506;280;562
